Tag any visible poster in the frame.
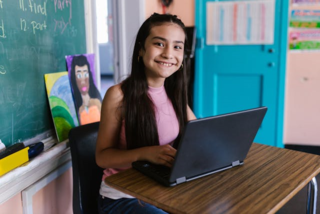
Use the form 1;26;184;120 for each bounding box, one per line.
289;30;320;50
207;0;275;45
290;10;320;28
292;0;320;5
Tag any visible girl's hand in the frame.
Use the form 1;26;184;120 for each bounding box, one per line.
144;144;176;167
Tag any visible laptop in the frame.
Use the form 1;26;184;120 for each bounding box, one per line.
132;106;267;187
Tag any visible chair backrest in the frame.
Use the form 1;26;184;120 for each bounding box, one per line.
69;122;103;214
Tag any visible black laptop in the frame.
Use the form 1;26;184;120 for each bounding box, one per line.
132;106;267;187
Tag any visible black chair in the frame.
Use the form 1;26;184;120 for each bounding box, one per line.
69;122;103;214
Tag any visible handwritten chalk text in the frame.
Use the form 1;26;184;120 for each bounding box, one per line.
0;20;6;39
31;20;47;34
0;65;6;75
67;26;77;37
0;82;26;106
54;0;72;24
19;0;47;15
28;0;47;16
20;18;27;32
19;0;27;11
0;41;42;61
19;18;47;35
54;17;68;34
54;0;72;16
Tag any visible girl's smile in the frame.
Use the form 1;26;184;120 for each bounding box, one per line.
155;61;176;67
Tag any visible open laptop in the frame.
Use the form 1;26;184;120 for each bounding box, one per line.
132;106;267;187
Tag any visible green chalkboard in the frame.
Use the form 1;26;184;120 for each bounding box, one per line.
0;0;86;147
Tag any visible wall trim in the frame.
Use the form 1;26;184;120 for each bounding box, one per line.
84;0;101;90
113;0;145;83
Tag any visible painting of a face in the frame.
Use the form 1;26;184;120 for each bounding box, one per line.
75;65;90;95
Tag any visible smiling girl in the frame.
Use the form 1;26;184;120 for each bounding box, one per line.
96;13;196;214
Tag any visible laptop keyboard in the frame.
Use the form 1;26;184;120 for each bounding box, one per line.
141;162;171;178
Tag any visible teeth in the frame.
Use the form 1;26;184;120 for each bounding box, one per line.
159;62;172;67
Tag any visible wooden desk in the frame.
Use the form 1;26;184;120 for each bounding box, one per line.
105;143;320;214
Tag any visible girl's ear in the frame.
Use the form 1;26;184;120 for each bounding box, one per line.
138;42;145;56
139;49;144;57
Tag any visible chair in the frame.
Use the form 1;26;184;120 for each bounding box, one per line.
69;122;103;214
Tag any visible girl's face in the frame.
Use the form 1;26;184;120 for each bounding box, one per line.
75;64;90;95
140;23;185;87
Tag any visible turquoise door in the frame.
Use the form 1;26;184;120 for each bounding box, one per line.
193;0;289;147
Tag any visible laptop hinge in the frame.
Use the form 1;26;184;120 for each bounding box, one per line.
176;177;186;184
232;160;240;166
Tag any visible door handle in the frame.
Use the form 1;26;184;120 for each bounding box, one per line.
268;49;275;53
268;62;276;67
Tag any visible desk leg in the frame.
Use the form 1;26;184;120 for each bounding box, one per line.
307;177;318;214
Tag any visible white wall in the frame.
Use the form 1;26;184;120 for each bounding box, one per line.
112;0;145;83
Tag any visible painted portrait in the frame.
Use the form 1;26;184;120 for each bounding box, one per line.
66;54;102;125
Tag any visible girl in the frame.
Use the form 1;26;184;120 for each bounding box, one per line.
96;13;196;214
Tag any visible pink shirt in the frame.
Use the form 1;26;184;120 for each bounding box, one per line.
102;85;179;180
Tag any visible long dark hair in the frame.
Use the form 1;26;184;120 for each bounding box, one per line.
70;55;102;112
121;13;189;149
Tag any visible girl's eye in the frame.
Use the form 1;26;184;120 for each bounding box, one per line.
84;73;89;78
77;73;82;79
155;42;164;47
175;45;183;50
